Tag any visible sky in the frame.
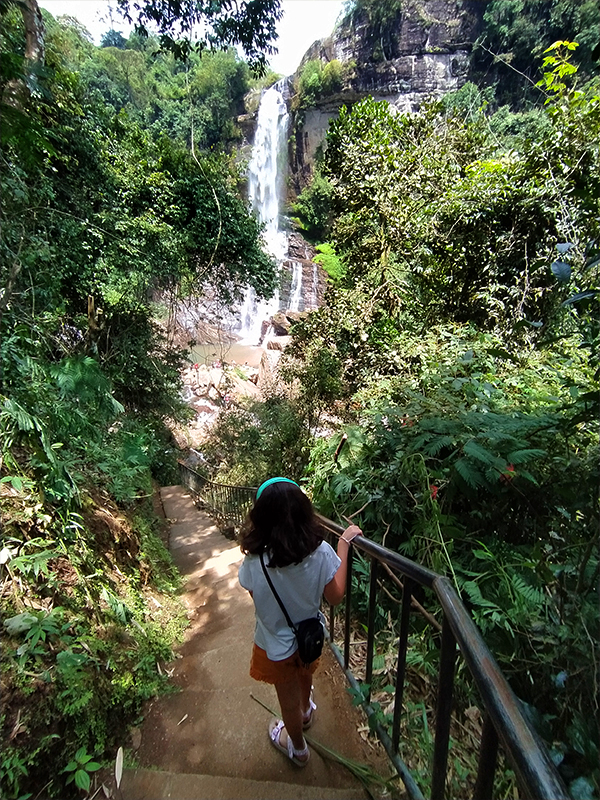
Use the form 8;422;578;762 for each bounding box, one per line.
39;0;346;76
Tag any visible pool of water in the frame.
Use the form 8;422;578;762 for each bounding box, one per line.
190;340;265;368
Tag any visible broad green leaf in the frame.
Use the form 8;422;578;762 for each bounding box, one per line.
74;769;91;792
562;290;598;306
372;653;385;672
4;613;38;635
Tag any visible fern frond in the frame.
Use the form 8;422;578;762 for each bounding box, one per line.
506;448;547;464
2;399;37;432
423;435;455;456
463;440;497;465
518;469;539;485
411;433;435;450
462;580;500;610
511;574;545;606
454;457;484;488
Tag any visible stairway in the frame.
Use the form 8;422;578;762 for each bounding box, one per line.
111;486;386;800
119;769;366;799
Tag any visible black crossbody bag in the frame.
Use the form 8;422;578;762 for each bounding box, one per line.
260;552;324;667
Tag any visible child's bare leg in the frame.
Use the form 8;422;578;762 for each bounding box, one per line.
274;678;308;756
299;668;313;717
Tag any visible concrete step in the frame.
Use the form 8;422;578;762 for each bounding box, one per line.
119;767;368;799
161;485;206;523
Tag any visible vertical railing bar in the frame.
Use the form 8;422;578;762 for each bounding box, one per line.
329;640;426;800
177;463;568;800
177;463;257;529
343;542;353;670
364;558;378;701
392;575;414;752
431;616;457;800
473;713;499;800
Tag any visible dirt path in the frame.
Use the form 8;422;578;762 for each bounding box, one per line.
110;485;391;799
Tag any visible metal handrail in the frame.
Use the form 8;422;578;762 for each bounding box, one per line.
317;514;568;800
178;461;255;529
177;462;568;800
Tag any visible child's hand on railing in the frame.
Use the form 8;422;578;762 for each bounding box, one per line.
341;525;363;543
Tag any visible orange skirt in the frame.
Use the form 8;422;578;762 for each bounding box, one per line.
249;644;320;684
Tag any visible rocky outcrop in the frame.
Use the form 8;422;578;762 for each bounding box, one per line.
290;0;484;192
267;335;292;351
277;232;328;311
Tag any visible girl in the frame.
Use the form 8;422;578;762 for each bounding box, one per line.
238;477;362;766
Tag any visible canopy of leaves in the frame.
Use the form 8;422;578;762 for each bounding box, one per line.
115;0;283;73
472;0;600;104
1;1;281;795
277;46;599;795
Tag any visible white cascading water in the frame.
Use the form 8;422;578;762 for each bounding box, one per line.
237;81;294;344
288;260;303;311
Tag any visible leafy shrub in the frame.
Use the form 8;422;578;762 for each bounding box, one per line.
291;172;333;241
294;58;345;110
201;392;311;485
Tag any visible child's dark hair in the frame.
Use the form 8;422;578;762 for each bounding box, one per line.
240;481;323;568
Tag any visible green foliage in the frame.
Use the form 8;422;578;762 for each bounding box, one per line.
313;242;346;283
79;41;250;149
115;0;283;74
202;392;311;485
62;746;101;792
0;5;273;793
0;2;279;513
291;172;333;241
319;85;600;336
280;339;345;434
302;319;598;790
471;0;600;104
100;29;128;49
0;490;186;798
294;58;345;110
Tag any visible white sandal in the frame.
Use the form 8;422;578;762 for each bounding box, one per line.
302;688;317;730
269;718;310;766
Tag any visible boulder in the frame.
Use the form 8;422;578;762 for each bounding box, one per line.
271;312;291;335
258;350;282;391
267;336;292;351
284;310;305;324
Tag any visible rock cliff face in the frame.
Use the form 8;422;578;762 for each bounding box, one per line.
289;0;483;192
278;232;328;312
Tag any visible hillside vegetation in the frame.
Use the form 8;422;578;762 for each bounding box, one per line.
214;36;600;800
1;0;598;797
0;1;279;796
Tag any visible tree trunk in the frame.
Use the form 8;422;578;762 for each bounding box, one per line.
22;0;45;63
3;0;45;109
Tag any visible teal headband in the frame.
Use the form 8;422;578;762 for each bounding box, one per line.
256;477;299;499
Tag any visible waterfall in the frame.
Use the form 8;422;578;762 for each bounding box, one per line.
288;260;303;312
237;81;295;344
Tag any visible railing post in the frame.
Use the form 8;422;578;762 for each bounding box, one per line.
343;541;353;670
392;576;414;752
365;558;379;701
431;616;457;800
474;713;499;800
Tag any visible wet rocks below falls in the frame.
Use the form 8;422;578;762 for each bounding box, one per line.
278;232;327;312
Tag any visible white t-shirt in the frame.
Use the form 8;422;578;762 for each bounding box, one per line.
238;541;341;661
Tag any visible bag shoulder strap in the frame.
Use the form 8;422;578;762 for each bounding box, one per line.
260;551;297;633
